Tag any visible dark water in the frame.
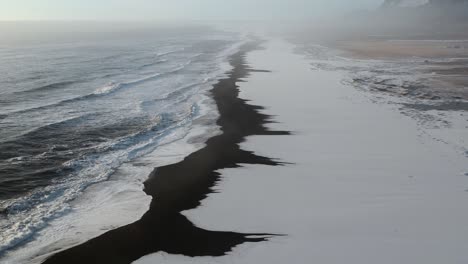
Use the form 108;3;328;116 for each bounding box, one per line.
0;23;244;255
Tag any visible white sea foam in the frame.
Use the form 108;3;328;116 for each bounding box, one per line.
0;30;249;263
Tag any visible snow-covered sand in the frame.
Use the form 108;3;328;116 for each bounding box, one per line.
135;39;468;264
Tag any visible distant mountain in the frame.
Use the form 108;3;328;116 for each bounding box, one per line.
382;0;468;8
375;0;468;39
429;0;468;5
382;0;429;8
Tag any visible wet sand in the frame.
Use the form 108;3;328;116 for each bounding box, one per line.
42;42;289;264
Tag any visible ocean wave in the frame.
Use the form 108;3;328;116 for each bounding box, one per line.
12;81;78;95
0;107;199;255
0;114;96;161
2;61;194;119
92;62;192;96
159;80;208;101
156;47;186;57
0;32;250;261
138;59;168;69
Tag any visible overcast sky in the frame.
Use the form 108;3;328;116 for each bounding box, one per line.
0;0;383;21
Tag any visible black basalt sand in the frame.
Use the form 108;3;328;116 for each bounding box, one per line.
43;41;290;264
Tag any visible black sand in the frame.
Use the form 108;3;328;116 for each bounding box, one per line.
43;42;289;264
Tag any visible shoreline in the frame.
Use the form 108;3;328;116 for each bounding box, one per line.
134;39;468;264
43;41;289;264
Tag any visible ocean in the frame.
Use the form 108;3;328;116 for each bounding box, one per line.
0;22;246;262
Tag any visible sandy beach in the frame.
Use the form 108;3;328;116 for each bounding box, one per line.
333;37;468;102
5;37;467;264
133;39;468;264
2;2;468;264
42;41;289;264
336;39;468;59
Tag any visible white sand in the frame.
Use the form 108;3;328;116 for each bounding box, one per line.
135;39;468;264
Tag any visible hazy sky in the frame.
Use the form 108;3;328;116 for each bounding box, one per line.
0;0;383;21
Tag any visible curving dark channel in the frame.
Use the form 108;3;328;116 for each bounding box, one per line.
43;41;290;264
